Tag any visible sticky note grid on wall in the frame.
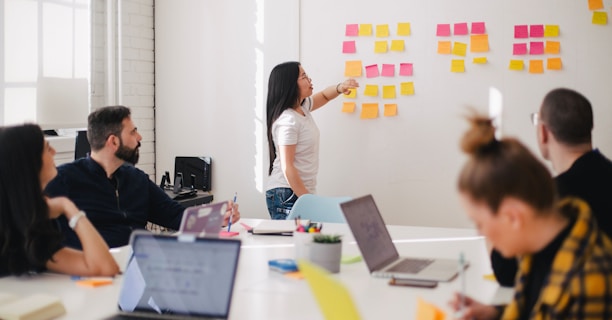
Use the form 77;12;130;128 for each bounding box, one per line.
509;24;562;73
343;22;414;119
436;22;490;73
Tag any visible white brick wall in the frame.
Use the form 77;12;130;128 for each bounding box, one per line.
91;0;156;178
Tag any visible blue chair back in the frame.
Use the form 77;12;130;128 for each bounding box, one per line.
286;194;352;223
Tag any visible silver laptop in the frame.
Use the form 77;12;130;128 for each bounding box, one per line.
179;202;227;237
340;194;464;282
105;230;241;319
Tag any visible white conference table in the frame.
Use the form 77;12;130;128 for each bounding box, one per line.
0;219;513;319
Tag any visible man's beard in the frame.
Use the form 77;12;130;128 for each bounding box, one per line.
115;140;141;165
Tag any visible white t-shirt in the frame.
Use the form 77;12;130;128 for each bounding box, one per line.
266;97;320;194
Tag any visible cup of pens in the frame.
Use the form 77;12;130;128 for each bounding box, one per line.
293;218;322;261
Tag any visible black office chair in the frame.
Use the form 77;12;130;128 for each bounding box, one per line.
74;130;91;159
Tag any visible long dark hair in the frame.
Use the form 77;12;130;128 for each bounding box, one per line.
0;124;63;275
266;61;301;175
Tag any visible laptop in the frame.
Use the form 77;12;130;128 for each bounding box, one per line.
340;194;464;282
178;202;227;237
105;230;241;319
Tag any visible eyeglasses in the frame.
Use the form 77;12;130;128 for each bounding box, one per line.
298;73;311;82
530;112;539;126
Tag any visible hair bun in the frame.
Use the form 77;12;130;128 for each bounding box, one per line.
461;113;497;155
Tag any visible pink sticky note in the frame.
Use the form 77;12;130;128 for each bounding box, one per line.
436;24;451;36
220;231;239;237
530;25;544;37
346;24;359;36
342;41;356;53
399;63;413;76
530;42;544;54
381;64;395;77
454;22;468;35
513;43;528;55
514;25;528;38
471;22;486;34
365;64;380;78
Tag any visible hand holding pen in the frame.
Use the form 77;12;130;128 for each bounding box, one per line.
227;192;238;232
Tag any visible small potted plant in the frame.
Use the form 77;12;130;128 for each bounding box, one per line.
309;234;343;273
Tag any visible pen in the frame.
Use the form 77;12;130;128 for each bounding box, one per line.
459;252;466;317
228;192;237;232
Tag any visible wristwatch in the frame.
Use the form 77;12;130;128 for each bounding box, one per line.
69;211;86;229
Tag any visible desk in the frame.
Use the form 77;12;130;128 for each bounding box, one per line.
0;219;512;319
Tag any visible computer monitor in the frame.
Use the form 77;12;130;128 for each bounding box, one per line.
174;156;212;191
74;130;91;160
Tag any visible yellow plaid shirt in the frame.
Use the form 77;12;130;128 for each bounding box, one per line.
501;198;612;319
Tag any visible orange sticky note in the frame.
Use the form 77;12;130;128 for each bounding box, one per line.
545;41;560;54
452;42;467;56
547;57;563;70
397;22;411;36
359;24;372;36
390;40;405;52
76;279;113;287
437;41;451;54
382;85;396;99
344;60;362;77
416;298;446;320
400;82;415;95
470;34;489;52
364;84;378;97
544;25;560;37
374;41;388;53
509;59;524;71
376;24;389;37
529;60;544;74
592;11;608;25
284;271;304;280
451;59;465;73
384;104;397;117
342;102;356;113
343;88;357;98
589;0;604;10
360;103;379;119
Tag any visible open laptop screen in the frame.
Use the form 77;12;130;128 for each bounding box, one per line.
118;232;240;318
340;195;400;272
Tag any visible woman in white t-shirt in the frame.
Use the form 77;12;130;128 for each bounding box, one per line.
265;61;358;220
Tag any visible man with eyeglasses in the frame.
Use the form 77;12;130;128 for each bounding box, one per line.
491;88;612;287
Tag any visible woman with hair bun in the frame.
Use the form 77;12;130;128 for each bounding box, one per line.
449;113;612;319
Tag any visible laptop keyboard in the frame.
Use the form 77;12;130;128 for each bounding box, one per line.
387;258;434;273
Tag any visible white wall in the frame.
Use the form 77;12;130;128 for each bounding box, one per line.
155;0;612;227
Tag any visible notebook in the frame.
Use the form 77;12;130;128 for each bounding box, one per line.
178;202;227;237
340;194;464;282
104;230;241;320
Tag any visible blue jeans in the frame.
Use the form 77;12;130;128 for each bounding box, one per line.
266;188;298;220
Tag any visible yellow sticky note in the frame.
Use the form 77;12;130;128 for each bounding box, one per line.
384;104;397;117
509;59;524;71
344;60;362;77
588;0;604;10
592;11;608;25
400;82;415;95
451;59;465;73
343;88;357;98
470;34;489;52
544;25;559;37
342;102;356;113
547;57;563;70
397;22;411;36
360;103;379;119
390;40;405;52
374;41;388;53
529;60;544;74
437;41;451;54
382;85;396;99
376;24;389;37
416;298;446;320
359;24;372;36
545;41;560;54
298;261;361;320
452;42;467;56
483;273;497;281
364;84;378;97
473;57;487;64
